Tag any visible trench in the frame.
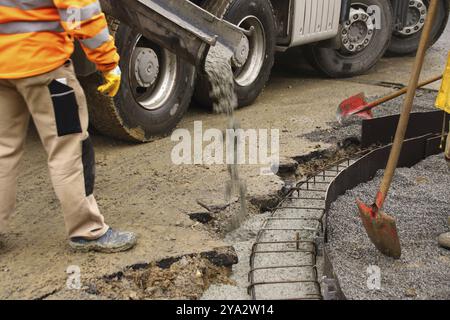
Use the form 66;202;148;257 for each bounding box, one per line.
200;144;367;300
41;113;445;300
201;92;446;300
39;83;445;301
82;23;448;301
42;142;361;301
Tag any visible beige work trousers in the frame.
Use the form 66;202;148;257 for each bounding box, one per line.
0;61;108;240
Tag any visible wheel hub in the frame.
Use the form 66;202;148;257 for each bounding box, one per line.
341;8;375;53
397;0;427;36
233;15;266;87
129;34;178;111
232;35;250;68
132;47;159;88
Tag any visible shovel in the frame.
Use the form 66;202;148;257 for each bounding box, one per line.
356;0;439;259
337;75;443;123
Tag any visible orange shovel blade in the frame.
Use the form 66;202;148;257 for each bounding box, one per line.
356;199;401;259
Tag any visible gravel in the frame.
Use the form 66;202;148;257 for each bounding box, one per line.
304;90;439;145
326;154;450;300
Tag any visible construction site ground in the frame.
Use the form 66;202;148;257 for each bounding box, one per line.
0;21;448;300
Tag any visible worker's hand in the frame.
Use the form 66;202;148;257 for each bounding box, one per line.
98;66;121;97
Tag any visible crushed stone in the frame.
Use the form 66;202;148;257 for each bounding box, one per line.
326;154;450;300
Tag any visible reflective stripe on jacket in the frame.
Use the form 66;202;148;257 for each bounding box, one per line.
436;52;450;113
0;0;119;79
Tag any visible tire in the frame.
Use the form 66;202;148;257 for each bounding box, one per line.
308;0;394;78
387;0;449;56
82;21;196;142
194;0;276;108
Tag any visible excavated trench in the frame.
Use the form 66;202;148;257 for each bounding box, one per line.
45;91;445;301
80;89;442;301
56;136;363;300
60;125;446;300
200;138;369;300
203;92;447;300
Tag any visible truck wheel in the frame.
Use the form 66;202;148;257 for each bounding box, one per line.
387;0;449;56
82;21;196;142
194;0;276;108
308;0;393;78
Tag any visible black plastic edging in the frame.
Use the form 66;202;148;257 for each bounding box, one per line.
361;110;448;148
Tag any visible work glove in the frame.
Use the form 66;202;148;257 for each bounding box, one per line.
436;52;450;113
98;66;121;97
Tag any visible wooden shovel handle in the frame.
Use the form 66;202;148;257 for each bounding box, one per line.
376;0;440;209
367;75;443;108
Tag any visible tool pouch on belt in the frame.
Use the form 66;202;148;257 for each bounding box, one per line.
48;79;82;137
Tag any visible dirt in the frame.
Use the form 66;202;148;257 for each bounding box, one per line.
89;255;233;300
326;155;450;300
0;21;448;300
294;144;364;178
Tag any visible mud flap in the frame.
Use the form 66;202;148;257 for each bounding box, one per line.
82;137;96;196
48;80;82;137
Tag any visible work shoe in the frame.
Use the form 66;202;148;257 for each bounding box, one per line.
438;232;450;250
69;228;137;253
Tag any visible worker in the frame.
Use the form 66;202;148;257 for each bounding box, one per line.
0;1;137;253
436;51;450;250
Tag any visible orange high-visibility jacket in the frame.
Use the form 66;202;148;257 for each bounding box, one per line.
0;0;119;79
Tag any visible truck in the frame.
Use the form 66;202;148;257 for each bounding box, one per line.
72;0;450;142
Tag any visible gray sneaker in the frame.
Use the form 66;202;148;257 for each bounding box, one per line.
69;228;137;253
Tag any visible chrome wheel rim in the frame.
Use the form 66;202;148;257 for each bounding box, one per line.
233;16;266;87
129;35;178;111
